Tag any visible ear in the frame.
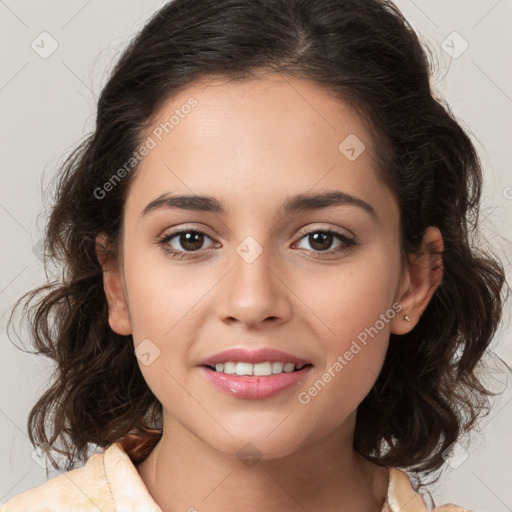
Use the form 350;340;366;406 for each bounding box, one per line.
390;226;444;335
95;233;132;336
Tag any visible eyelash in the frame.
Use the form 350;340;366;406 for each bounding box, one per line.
157;226;357;260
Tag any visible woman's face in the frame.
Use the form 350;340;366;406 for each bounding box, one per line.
108;73;409;459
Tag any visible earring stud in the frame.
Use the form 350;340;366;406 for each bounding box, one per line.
404;314;411;322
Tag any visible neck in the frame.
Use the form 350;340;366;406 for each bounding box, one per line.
136;413;389;512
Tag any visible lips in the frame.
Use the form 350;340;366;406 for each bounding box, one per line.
200;365;313;399
198;347;312;367
198;348;313;399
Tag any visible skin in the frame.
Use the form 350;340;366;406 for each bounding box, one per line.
97;73;443;512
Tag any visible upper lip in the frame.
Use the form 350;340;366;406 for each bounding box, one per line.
198;348;312;367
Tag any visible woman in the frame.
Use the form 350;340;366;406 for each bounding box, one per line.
2;0;506;510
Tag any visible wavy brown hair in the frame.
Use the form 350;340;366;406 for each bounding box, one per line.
8;0;507;481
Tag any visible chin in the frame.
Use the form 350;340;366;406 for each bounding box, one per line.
217;434;306;463
179;417;299;458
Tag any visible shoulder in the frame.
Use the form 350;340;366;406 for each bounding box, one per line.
0;442;162;512
386;467;474;512
0;448;115;512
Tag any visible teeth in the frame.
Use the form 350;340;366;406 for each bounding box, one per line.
253;362;272;376
272;362;284;373
283;363;296;373
223;362;236;374
236;362;253;375
211;361;305;376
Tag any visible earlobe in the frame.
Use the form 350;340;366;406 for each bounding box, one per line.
391;226;444;335
95;233;132;336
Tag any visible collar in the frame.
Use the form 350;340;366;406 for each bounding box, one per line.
104;442;163;511
103;441;430;512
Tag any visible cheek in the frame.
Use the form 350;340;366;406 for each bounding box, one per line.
298;247;399;408
303;246;400;345
298;306;393;432
122;250;217;401
122;247;211;338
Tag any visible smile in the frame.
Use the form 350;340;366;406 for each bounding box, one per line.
200;364;313;399
208;361;310;376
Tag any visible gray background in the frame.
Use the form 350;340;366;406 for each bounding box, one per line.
1;1;511;510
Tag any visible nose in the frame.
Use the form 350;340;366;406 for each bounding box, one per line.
216;244;292;330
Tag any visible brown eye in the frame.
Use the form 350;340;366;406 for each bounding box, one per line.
307;232;335;251
157;228;218;260
295;229;355;255
176;231;205;252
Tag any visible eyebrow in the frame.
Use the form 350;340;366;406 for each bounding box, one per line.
141;190;377;219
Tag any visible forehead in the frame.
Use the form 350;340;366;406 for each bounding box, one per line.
126;73;396;222
144;73;373;161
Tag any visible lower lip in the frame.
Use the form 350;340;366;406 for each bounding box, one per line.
200;365;313;399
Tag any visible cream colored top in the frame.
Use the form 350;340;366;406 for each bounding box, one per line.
0;441;472;511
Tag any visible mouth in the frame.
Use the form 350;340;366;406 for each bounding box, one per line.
198;347;312;369
197;347;313;399
199;362;313;400
202;361;313;376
